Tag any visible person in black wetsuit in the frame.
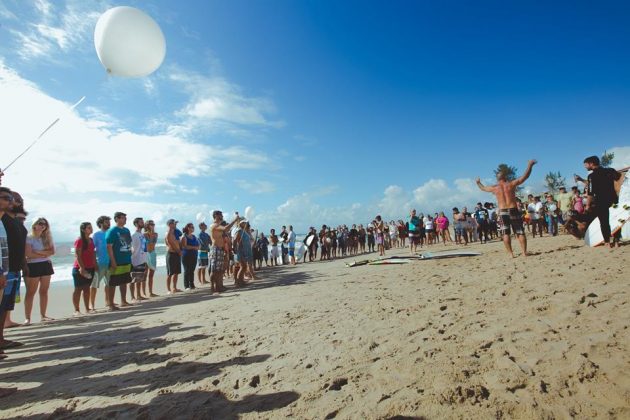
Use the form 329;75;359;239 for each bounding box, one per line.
584;155;622;247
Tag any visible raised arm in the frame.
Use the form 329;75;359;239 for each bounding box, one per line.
476;177;494;193
514;160;537;186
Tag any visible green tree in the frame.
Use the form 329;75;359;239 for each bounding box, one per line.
601;151;614;168
544;171;566;193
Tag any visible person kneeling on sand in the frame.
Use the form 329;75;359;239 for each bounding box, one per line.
476;159;537;258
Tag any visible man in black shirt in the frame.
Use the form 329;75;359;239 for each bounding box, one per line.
1;187;27;354
584;155;621;247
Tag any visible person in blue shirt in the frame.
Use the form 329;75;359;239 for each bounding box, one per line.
197;222;211;285
287;225;297;265
92;215;111;310
105;212;132;310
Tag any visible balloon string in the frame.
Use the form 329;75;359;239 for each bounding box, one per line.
3;96;86;172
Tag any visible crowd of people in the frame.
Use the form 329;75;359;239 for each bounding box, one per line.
0;156;626;360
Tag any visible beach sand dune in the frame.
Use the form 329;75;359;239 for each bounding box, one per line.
1;235;628;419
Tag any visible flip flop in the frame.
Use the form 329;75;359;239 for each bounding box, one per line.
41;317;55;322
0;340;24;349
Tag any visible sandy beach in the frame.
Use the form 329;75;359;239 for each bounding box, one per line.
0;235;628;419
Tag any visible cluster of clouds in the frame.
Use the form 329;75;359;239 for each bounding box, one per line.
3;0;630;240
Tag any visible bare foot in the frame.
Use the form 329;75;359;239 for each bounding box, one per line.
41;316;55;322
4;321;20;328
150;293;159;297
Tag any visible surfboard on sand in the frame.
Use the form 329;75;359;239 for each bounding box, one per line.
346;259;373;267
368;259;410;265
419;250;482;260
585;175;630;247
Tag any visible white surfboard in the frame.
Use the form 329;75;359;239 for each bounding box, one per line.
585;175;630;247
305;235;315;246
420;250;482;260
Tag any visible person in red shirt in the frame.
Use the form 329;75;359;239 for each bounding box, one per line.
72;222;97;315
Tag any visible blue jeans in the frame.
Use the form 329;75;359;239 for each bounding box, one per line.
547;216;558;236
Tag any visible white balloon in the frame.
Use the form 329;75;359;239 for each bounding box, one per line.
244;206;254;220
196;212;205;223
94;6;166;77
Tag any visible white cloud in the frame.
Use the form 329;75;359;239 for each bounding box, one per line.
9;0;103;61
23;197;221;241
608;146;630;168
378;185;412;218
235;180;276;194
0;61;272;239
166;68;284;137
254;193;368;233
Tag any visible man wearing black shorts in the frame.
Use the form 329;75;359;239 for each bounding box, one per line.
105;212;133;310
584;155;622;247
1;187;27;355
477;160;537;258
165;219;182;293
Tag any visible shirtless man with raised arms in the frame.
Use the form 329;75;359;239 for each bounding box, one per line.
209;210;240;293
476;160;537;258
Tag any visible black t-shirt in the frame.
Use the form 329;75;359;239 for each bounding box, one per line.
1;213;27;273
587;167;620;206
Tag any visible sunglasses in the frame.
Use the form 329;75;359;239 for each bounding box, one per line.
37;222;47;226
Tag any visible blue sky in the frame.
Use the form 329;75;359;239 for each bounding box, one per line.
1;0;629;239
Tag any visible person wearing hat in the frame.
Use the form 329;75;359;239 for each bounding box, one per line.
165;218;182;294
105;211;132;310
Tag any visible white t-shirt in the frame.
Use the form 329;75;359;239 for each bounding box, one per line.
26;236;52;263
287;231;296;247
0;222;8;274
131;231;147;266
527;203;538;220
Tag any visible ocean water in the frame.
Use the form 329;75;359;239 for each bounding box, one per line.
49;242;167;284
48;237;308;283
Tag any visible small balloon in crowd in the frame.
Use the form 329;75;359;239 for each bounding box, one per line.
245;206;254;220
94;6;166;78
196;212;205;223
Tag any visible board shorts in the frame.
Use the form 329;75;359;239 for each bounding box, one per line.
270;246;279;258
499;208;525;236
93;265;110;288
408;230;420;244
131;263;147;283
376;233;384;245
26;260;54;277
146;251;157;270
288;247;295;257
72;267;95;288
109;264;132;287
210;246;225;272
166;252;181;275
0;272;21;312
198;250;209;268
